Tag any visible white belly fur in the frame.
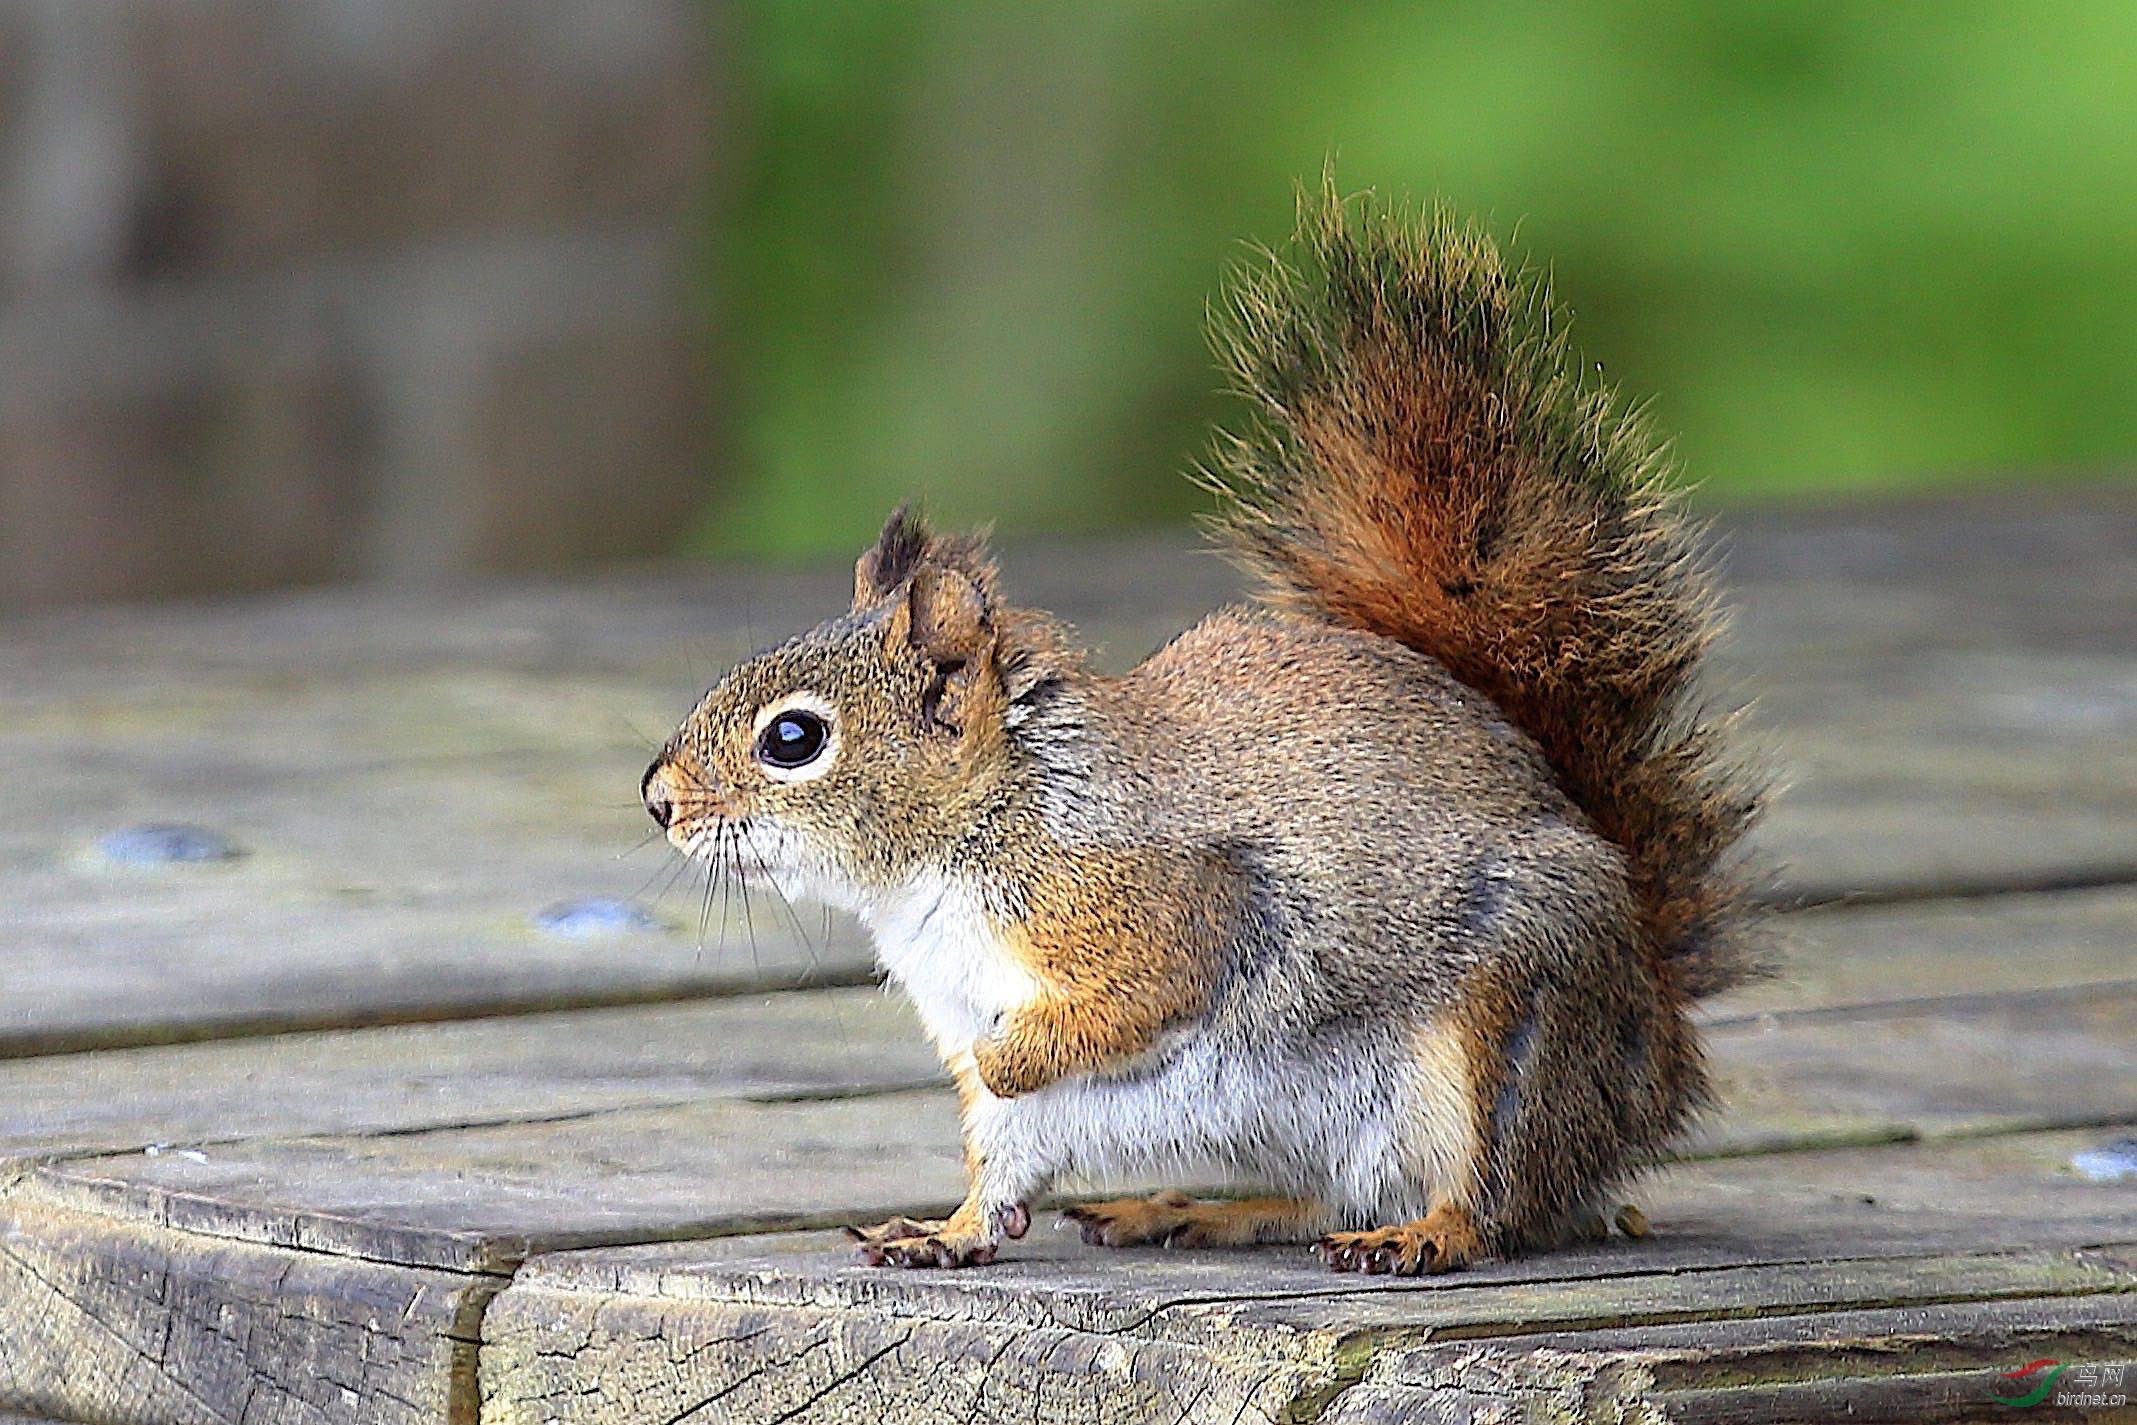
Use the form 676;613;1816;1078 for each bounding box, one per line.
975;1035;1438;1221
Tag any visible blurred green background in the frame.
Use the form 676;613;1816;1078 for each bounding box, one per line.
700;0;2135;559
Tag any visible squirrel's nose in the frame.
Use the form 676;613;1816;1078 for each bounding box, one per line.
642;761;676;830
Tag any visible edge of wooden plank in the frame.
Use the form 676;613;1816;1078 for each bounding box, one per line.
1320;1292;2137;1424
0;1193;492;1425
477;1238;2137;1425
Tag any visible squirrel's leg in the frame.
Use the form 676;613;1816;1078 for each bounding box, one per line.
850;1056;1050;1269
1317;1014;1493;1275
1064;1191;1330;1249
1320;942;1694;1276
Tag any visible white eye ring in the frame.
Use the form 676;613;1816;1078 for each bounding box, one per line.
751;692;840;783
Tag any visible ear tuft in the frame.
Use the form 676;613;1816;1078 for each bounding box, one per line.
852;503;1000;612
853;504;931;610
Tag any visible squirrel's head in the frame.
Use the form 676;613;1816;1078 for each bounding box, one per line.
643;507;1066;909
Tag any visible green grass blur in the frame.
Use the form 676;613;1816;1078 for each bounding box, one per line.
699;1;2136;558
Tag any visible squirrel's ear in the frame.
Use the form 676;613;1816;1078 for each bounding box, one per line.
884;564;1001;736
853;505;930;611
905;564;992;664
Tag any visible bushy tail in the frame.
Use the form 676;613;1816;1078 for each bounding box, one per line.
1206;187;1768;999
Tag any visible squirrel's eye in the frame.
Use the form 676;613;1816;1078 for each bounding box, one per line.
757;709;829;770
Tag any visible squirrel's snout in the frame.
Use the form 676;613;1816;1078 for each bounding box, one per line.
641;761;677;830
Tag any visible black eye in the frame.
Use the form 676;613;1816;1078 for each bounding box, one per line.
756;709;829;770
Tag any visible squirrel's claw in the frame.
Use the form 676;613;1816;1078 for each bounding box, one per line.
843;1215;941;1248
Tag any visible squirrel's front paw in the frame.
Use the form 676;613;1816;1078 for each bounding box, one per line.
845;1203;1029;1269
844;1216;944;1251
853;1226;997;1268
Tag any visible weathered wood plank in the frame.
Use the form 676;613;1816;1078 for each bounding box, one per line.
6;486;2127;692
1753;649;2137;901
1701;885;2137;1021
12;633;2129;885
0;966;2124;1420
1691;982;2137;1154
0;492;2129;1053
2;666;2131;1054
0;989;936;1161
1716;483;2137;660
0;886;2122;1164
18;973;2131;1278
475;1130;2137;1425
481;1273;2127;1425
480;1279;2134;1424
0;722;879;1057
0;488;2126;1422
17;1091;973;1274
0;1195;489;1425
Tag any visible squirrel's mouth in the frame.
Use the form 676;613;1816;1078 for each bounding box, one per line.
676;816;806;891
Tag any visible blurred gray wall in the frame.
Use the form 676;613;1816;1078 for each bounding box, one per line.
0;0;720;609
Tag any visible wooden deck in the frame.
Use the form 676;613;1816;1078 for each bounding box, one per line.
1;486;2132;1424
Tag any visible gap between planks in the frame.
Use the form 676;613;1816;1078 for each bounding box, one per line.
1774;862;2137;912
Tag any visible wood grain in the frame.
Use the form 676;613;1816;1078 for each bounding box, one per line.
0;886;2122;1168
1701;885;2137;1021
0;989;935;1161
0;1195;489;1425
0;659;2127;1055
1320;1293;2137;1424
0;739;875;1057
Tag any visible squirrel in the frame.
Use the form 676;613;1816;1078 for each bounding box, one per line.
642;188;1767;1275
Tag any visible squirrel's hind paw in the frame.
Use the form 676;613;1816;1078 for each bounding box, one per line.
1065;1192;1319;1249
1319;1208;1487;1277
1063;1190;1200;1247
